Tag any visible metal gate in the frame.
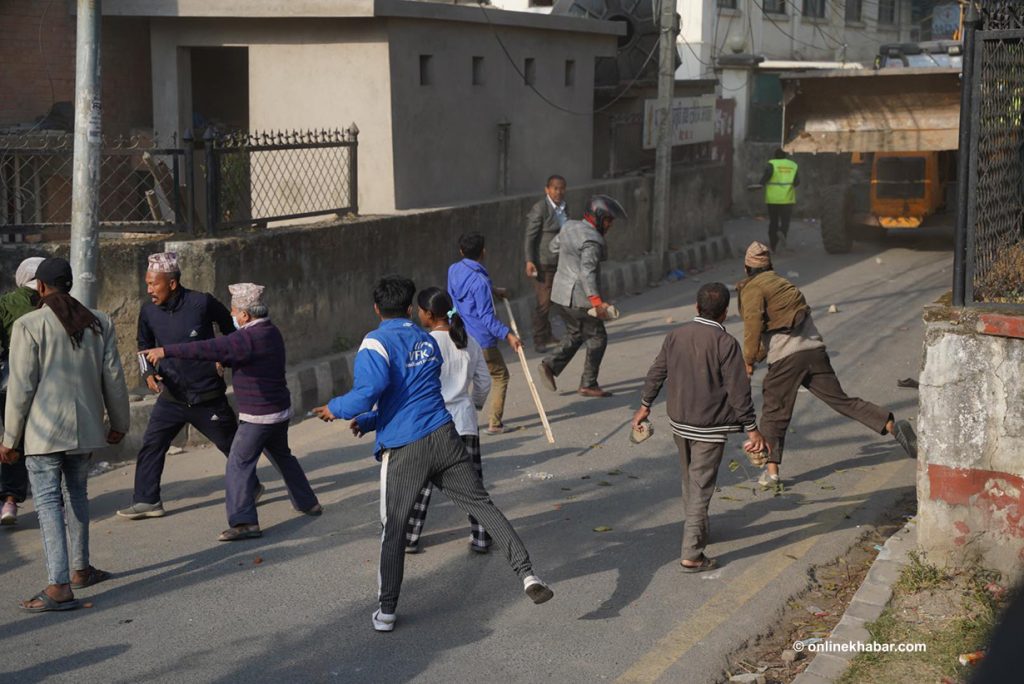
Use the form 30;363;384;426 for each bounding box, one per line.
955;0;1024;306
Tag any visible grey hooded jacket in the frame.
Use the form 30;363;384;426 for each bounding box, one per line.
549;219;606;309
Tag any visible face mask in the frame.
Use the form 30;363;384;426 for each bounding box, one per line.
232;316;241;330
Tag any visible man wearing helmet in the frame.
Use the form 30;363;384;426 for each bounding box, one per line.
538;194;627;398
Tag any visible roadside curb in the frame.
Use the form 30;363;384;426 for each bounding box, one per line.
791;518;918;684
107;234;732;463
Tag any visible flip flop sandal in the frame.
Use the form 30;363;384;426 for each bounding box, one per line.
18;591;81;613
218;526;262;542
71;566;111;589
680;556;718;574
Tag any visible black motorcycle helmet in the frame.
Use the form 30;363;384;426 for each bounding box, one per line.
583;194;628;233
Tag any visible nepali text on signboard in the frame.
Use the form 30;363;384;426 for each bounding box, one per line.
642;95;716;150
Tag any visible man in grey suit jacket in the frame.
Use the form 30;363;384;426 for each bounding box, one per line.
539;195;626;398
0;258;130;613
524;175;568;353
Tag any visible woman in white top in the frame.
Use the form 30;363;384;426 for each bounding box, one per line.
405;287;493;553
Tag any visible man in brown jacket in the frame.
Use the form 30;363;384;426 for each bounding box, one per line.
632;283;767;572
736;241;917;488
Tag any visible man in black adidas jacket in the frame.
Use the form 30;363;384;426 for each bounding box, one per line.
117;252;259;520
631;283;767;573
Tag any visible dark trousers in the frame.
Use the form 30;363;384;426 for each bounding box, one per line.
674;436;725;562
133;396;240;504
378;423;533;613
532;267;557;347
0;393;28;502
761;348;891;464
225;420;318;527
767;204;793;250
405;433;492;549
545;304;608;389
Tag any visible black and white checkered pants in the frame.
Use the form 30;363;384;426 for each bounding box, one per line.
405;433;492;550
378;422;534;613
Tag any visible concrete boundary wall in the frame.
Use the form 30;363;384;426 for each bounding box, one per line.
103;233;732;462
918;304;1024;579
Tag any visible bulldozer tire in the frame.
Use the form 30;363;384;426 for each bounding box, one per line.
821;190;853;254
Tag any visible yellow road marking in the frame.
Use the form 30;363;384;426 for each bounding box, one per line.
615;464;901;684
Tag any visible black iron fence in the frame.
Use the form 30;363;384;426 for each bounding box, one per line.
955;0;1024;306
0;125;359;238
0;133;188;235
203;126;359;232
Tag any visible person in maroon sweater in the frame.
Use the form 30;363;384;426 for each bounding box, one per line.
144;283;320;541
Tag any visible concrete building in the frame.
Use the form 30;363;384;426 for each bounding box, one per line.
100;0;621;213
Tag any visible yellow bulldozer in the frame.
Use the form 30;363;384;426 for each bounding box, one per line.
779;40;963;253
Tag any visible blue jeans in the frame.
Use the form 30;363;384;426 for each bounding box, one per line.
25;453;91;586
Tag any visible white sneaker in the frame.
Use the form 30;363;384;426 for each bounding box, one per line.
523;575;554;604
757;470;781;488
372;608;396;632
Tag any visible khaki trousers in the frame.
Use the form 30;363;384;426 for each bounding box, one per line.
674;436;725;562
483;346;509;429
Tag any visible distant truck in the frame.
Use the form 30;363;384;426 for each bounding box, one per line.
779;40;963;253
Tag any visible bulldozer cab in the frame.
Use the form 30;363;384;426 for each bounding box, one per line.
778;40;962;252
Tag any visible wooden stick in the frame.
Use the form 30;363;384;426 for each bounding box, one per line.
502;298;555;444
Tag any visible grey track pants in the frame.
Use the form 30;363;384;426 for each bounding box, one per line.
377;422;534;613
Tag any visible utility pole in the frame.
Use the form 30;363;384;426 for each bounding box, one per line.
651;0;678;277
70;0;102;307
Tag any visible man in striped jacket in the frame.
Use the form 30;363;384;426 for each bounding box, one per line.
631;283;767;573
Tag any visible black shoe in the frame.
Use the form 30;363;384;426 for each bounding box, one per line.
893;420;918;459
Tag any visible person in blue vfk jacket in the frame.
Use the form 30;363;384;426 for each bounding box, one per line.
313;275;552;633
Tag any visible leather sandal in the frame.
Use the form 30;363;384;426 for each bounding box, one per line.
71;566;111;589
218;524;262;542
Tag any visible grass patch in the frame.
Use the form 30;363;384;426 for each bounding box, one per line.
838;555;1003;684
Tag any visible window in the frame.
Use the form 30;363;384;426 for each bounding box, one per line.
419;55;433;86
472;56;484;86
802;0;826;19
564;59;575;87
878;0;896;25
718;0;737;9
845;0;861;22
763;0;786;13
524;58;536;86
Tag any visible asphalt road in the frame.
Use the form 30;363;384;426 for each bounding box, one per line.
0;217;953;684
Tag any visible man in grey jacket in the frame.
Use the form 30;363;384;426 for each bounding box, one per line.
524;175;568;353
0;258;130;612
538;194;625;398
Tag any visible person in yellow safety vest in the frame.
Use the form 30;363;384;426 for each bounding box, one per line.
759;149;800;252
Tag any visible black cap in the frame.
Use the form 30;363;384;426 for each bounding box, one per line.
35;257;73;291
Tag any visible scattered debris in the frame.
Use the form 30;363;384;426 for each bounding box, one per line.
607;469;622;476
786;271;800;279
167;446;185;455
593;526;613;533
897;377;920;389
780;649;801;664
524;471;554;481
597;481;612;487
665;316;675;324
958;650;985;667
88;461;113;477
875;257;884;264
728;460;740;473
828;304;840;314
119;619;133;624
253;557;263;565
83;602;94;609
560;487;572;491
666;269;687;282
728;674;766;684
820;485;836;490
581;475;591;480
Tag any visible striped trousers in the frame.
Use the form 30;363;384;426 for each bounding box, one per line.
405;433;492;550
378;422;533;613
